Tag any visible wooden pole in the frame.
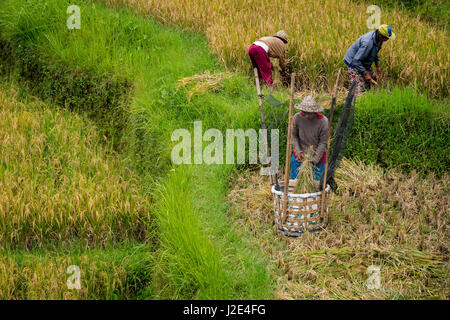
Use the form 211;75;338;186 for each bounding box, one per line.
254;68;274;184
320;69;341;224
282;73;296;223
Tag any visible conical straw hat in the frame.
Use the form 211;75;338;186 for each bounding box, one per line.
294;95;323;112
274;30;288;43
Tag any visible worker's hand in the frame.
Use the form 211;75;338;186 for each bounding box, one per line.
295;152;303;162
364;72;373;82
376;65;382;79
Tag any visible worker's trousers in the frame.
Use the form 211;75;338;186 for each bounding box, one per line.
248;44;273;87
347;66;376;94
290;154;326;181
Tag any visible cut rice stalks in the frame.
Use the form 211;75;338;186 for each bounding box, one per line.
227;158;449;299
178;71;232;101
293;146;317;194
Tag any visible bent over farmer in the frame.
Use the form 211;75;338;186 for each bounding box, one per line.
344;24;395;93
248;30;288;89
290;96;329;181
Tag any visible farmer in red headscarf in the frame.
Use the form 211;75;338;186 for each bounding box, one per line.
290;96;329;181
248;30;288;90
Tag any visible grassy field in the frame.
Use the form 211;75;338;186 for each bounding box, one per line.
106;0;449;97
0;82;155;298
0;0;277;299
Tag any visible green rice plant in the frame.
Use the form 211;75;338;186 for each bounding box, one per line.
151;166;230;299
150;165;275;299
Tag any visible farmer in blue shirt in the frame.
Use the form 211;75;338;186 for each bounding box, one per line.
344;24;396;93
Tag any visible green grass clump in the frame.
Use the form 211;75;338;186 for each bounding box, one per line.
346;87;449;176
150;167;230;299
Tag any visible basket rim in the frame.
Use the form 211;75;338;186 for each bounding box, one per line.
271;184;330;198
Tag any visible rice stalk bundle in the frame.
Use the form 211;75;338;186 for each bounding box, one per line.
293;146;317;194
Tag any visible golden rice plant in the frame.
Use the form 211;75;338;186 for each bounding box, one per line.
293;146;317;194
105;0;449;97
0;251;134;299
0;87;151;249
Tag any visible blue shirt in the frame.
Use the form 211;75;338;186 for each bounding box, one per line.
344;31;382;73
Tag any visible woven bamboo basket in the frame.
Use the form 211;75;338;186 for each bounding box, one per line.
271;179;330;237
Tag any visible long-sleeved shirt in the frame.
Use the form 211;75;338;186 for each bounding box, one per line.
258;36;287;70
344;30;382;73
292;112;329;164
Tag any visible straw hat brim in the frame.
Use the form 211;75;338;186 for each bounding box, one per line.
294;102;323;112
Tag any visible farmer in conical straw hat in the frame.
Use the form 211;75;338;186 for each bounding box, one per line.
290;96;329;181
344;24;396;93
248;30;288;90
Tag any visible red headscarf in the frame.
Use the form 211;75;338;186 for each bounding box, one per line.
300;112;324;119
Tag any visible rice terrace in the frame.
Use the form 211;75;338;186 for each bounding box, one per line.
0;0;448;306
